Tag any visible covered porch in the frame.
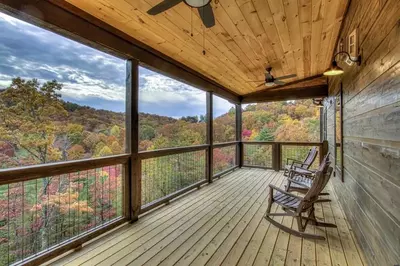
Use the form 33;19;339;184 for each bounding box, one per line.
0;0;398;265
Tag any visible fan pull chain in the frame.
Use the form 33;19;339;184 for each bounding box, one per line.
190;7;193;37
202;6;206;55
203;27;206;55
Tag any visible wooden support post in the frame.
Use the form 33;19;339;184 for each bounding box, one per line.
272;143;281;171
126;59;141;222
236;104;243;167
319;107;324;142
322;140;329;158
206;92;213;183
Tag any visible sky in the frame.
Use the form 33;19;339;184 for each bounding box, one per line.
0;12;233;118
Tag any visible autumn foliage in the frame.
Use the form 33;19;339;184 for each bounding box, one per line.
0;78;319;265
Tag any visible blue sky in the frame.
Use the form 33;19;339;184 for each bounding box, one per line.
0;12;232;118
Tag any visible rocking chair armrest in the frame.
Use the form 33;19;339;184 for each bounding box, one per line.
286;158;303;166
287;178;309;188
292;166;314;175
268;184;304;200
300;162;311;168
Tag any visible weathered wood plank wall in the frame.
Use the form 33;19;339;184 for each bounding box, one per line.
325;0;400;265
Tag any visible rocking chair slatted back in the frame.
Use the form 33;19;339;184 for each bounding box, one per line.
304;147;318;168
303;168;333;204
303;154;331;203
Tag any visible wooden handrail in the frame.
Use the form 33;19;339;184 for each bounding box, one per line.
242;141;323;146
242;141;324;171
138;144;209;159
0;154;131;186
212;141;239;148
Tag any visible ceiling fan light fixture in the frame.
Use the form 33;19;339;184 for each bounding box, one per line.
184;0;211;8
265;82;275;87
323;60;344;76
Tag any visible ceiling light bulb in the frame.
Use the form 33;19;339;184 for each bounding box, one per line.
323;60;344;76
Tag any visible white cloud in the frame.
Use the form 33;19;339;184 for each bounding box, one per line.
0;13;21;26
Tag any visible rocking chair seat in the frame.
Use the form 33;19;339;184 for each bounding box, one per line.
273;191;302;209
288;175;313;189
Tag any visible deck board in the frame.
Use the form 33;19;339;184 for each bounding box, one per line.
52;169;365;266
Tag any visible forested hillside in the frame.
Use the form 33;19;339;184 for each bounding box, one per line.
0;78;320;170
242;100;320;142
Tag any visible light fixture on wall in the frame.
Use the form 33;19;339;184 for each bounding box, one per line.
323;51;362;76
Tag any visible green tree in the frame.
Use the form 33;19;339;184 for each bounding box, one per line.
180;116;199;123
140;124;156;140
256;128;274;141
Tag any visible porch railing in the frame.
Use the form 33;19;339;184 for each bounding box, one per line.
213;141;239;178
0;154;130;266
139;145;209;213
138;142;240;213
242;141;325;171
0;140;325;265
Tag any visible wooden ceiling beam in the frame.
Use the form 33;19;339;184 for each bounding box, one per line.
242;75;328;103
0;0;241;104
242;84;328;103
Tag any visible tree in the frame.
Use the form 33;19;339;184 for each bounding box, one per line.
0;78;79;252
110;141;122;154
59;123;84;160
97;146;113;157
180;116;199;123
67;144;85;160
140;124;156;141
256;128;274;141
0;78;67;165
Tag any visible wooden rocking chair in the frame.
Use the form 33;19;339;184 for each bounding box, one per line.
283;147;318;177
264;164;335;240
285;153;331;198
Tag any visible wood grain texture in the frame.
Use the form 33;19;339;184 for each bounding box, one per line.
324;0;400;265
49;169;365;266
58;0;347;95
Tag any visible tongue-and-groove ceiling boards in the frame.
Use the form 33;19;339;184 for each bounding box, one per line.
63;0;348;95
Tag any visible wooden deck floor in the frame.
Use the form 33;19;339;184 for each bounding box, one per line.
51;169;366;266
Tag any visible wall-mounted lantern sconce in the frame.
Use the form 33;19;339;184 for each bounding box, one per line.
323;51;362;76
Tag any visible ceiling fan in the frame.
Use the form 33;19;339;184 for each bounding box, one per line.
249;67;297;88
147;0;216;28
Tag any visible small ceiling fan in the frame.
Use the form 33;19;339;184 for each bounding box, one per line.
249;67;297;88
147;0;216;28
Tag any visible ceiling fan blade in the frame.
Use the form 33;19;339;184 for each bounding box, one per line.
276;73;297;80
147;0;182;15
246;80;265;83
256;83;266;88
274;80;285;85
198;4;215;28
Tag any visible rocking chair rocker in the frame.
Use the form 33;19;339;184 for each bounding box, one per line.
265;163;335;240
283;147;318;177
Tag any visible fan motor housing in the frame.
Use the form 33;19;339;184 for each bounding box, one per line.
184;0;211;8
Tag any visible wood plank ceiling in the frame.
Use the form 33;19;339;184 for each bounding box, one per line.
63;0;348;96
